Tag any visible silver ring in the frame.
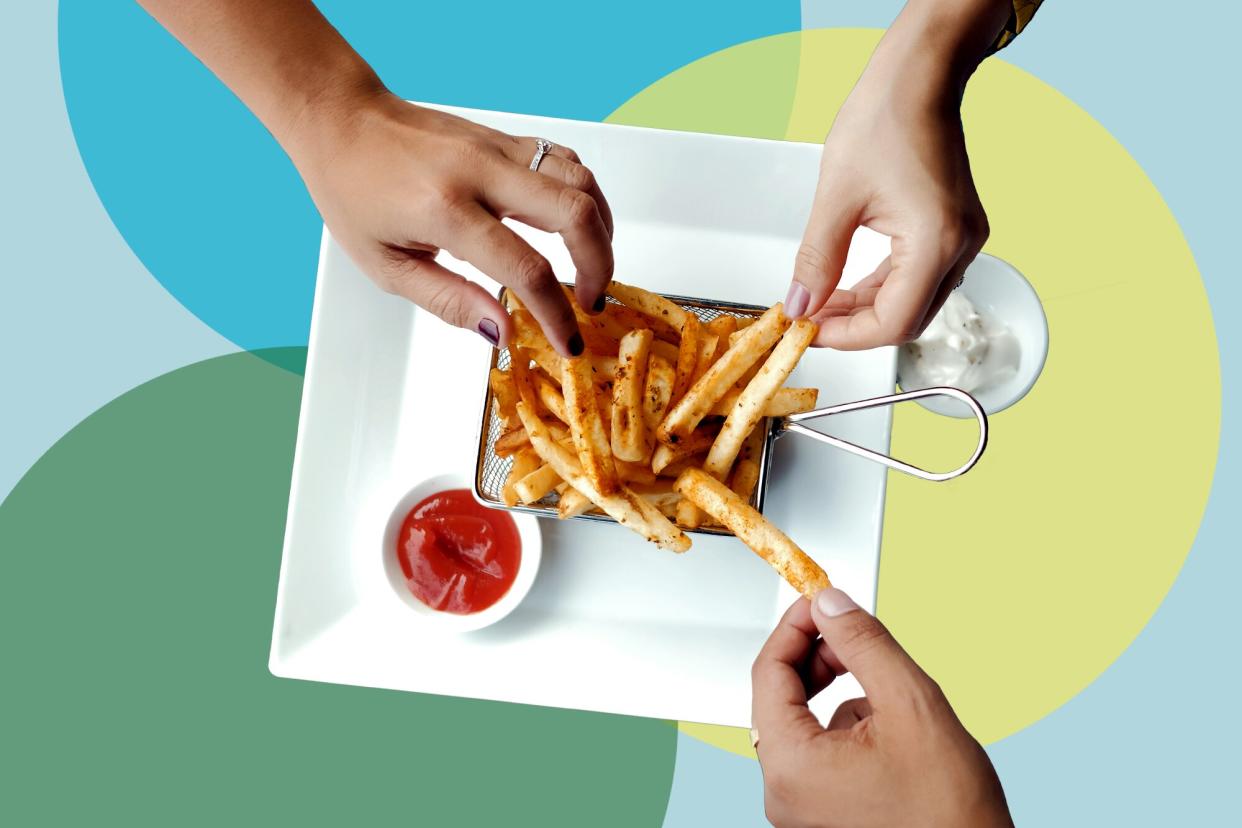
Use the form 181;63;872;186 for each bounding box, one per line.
529;138;554;171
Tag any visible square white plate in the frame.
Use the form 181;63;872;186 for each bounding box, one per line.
270;105;896;727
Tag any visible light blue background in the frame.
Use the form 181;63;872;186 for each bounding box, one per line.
2;1;1236;824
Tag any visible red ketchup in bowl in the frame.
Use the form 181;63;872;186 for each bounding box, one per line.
395;489;521;614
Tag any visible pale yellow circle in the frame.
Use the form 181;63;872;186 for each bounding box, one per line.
611;29;1220;752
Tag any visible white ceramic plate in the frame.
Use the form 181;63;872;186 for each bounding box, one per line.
269;105;897;727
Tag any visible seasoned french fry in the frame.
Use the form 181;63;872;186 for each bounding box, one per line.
651;425;718;475
676;498;704;530
672;314;701;405
691;333;719;385
658;304;788;445
511;309;552;354
563;356;620;495
610;329;654;463
558;486;594;519
657;453;706;480
515;463;561;504
617;459;657;486
606;281;690;336
650;338;680;366
503;290;525;312
489;368;519;426
517;401;689;551
705;316;737;361
706;320;817;480
493;425;531;457
560;286;622;356
675;468;830;597
531;368;569;424
503;447;542;507
709;387;818;417
730;459;760;503
643;354;676;432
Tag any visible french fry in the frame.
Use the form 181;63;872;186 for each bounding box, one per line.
531;368;569;424
676;498;704;530
606;281;690;336
706;320;817;480
650;338;680;366
705;316;737;362
504;290;525;312
489;368;519;426
493;425;531;457
511;309;551;353
709;387;818;417
672;313;701;405
658;303;789;446
515;463;561;504
617;459;657;486
611;329;654;463
560;286;622;356
563;356;620;495
691;333;719;385
657;453;706;480
643;354;676;431
558;486;594;519
503;447;542;507
675;468;830;597
603;302;679;343
651;425;718;475
518;401;690;551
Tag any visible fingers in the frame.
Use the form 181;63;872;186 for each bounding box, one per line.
808;588;945;718
485;163;614;319
537;153;615;240
787;193;862;320
751;599;830;748
380;249;512;347
444;205;583;357
815;226;962;350
826;697;872;732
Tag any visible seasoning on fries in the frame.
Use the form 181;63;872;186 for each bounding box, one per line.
487;281;831;593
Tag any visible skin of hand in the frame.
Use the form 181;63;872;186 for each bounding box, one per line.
137;0;613;356
786;0;1015;349
752;589;1013;828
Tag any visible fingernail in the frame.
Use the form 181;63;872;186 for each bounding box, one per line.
476;318;500;348
567;331;585;356
815;588;860;618
592;295;607;314
784;281;810;319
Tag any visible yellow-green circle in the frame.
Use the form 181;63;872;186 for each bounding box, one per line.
612;29;1220;747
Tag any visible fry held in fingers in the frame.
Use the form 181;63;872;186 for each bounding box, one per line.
675;468;830;597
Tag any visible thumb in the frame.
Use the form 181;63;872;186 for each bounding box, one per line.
787;195;860;320
810;588;944;716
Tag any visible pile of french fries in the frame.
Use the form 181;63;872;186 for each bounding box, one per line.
487;281;832;597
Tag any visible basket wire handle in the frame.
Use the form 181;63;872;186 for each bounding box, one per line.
777;387;988;482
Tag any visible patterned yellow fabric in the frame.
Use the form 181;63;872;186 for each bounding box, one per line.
991;0;1044;52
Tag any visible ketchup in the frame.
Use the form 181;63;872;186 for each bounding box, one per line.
395;489;521;614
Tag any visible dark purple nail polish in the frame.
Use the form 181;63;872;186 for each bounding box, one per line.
567;331;585;356
477;318;500;348
592;295;607;313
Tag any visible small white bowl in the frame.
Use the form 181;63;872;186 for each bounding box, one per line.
375;472;541;632
897;253;1049;418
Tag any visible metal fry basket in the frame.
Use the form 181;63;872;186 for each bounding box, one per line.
473;289;989;535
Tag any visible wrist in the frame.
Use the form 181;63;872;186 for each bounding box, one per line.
861;0;1011;104
273;50;387;168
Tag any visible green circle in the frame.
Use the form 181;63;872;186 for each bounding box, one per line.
0;349;675;826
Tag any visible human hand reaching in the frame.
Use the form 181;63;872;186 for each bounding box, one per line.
785;0;1013;349
751;590;1013;828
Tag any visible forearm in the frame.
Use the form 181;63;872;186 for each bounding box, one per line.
862;0;1013;104
136;0;382;153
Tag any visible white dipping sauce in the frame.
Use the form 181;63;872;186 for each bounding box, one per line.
898;292;1020;393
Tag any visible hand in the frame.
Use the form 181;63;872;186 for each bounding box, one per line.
751;590;1012;828
785;0;1011;349
290;89;614;356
